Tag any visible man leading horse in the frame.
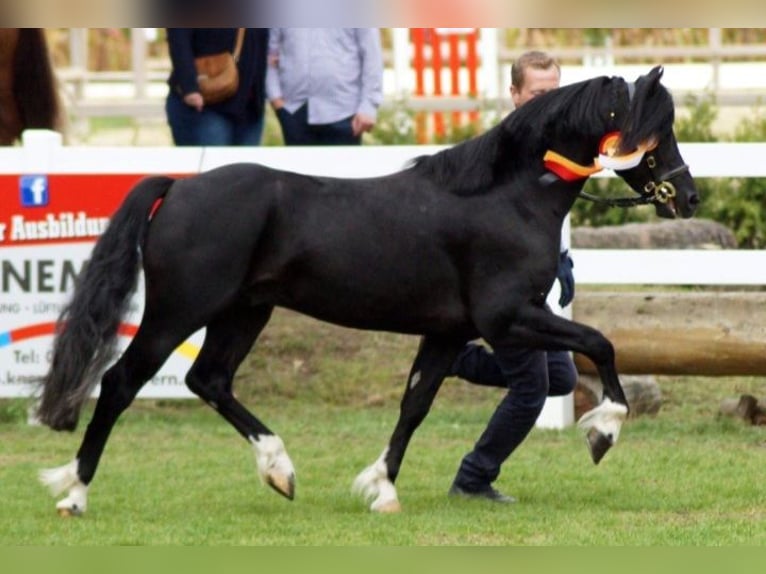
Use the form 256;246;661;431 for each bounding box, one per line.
448;51;578;504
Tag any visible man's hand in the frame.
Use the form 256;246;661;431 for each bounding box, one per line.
556;249;575;307
352;113;375;136
183;92;204;112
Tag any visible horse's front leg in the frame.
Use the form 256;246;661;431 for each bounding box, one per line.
353;335;465;513
574;355;630;464
483;306;629;464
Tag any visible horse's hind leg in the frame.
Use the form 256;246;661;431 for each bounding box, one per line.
39;326;181;516
353;335;465;512
184;303;296;500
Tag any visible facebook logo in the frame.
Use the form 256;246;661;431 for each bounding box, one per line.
20;175;49;207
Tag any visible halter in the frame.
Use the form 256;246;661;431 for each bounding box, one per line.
578;151;690;208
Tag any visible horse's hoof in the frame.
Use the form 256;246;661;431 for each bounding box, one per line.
372;499;402;514
56;506;81;518
267;472;295;501
586;428;613;465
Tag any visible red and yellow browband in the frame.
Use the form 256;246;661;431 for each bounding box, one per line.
543;132;657;182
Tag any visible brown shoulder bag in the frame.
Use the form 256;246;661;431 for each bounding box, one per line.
194;28;245;105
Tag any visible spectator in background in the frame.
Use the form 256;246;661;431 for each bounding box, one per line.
448;51;578;504
165;28;268;146
266;28;383;145
0;28;64;145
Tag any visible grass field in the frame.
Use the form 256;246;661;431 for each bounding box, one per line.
2;310;765;546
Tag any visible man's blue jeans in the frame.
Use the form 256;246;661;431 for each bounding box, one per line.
276;104;360;146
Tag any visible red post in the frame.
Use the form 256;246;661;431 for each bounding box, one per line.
466;30;479;125
448;34;461;130
429;29;445;138
411;28;425;97
411;28;428;143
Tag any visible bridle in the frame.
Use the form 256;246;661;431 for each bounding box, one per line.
578;152;689;208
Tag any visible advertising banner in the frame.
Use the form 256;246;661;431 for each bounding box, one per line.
0;172;200;399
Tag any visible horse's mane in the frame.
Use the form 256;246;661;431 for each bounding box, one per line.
408;123;504;196
410;68;674;195
409;77;615;196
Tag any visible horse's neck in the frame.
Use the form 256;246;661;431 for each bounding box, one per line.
500;152;585;216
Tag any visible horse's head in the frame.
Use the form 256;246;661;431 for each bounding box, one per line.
521;67;698;219
611;66;699;219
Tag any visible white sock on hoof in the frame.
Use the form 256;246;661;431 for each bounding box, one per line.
577;398;629;443
39;459;80;496
352;447;400;512
39;459;88;515
249;434;295;488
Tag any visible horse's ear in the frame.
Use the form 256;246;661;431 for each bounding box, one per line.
620;65;667;152
637;66;664;94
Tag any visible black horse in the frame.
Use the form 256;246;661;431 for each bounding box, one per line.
37;66;698;515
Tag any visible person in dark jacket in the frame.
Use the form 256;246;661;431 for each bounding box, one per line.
165;28;269;146
449;51;578;504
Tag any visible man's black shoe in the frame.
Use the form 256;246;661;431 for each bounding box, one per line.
448;483;516;504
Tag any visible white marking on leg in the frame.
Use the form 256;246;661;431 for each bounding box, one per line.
409;370;421;390
39;459;80;496
577;398;628;443
352;447;401;513
249;434;296;498
39;459;88;516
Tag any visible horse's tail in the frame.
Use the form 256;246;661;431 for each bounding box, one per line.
14;28;63;133
36;176;175;431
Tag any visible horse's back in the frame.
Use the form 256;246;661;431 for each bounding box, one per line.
141;162;473;335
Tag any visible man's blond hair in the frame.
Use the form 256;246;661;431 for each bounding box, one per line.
511;51;561;90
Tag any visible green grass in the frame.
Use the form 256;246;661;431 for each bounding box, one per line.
3;386;765;545
2;310;765;545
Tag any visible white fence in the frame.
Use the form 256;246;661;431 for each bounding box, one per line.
1;134;765;429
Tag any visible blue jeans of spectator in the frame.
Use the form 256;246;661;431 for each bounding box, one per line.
166;92;264;146
276;104;360;145
451;343;578;492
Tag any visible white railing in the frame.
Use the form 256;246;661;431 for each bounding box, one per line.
572;249;766;286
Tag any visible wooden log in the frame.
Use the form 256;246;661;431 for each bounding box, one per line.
572;291;766;376
572;219;737;250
